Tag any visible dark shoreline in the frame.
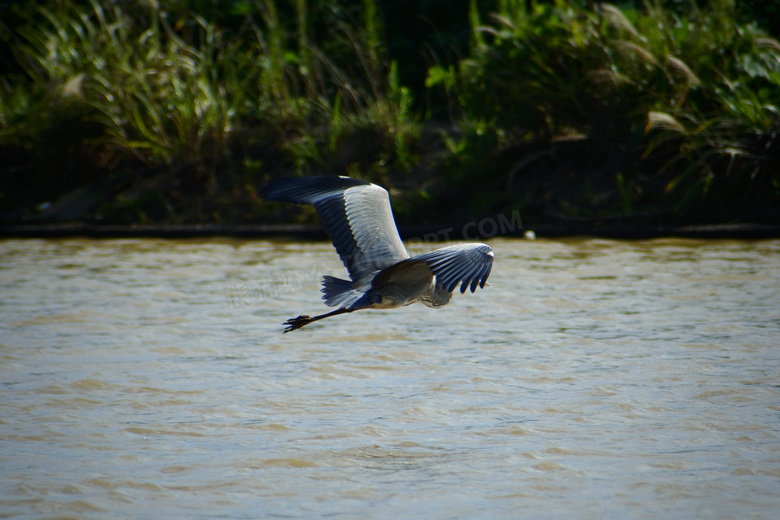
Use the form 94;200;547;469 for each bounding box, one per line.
3;222;779;240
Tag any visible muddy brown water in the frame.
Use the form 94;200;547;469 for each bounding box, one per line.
1;237;779;518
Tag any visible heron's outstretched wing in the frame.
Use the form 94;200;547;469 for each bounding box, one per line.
261;176;410;280
411;243;494;293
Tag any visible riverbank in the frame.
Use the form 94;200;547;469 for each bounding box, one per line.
2;1;778;233
4;221;780;240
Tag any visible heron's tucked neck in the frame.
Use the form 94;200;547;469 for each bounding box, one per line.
419;284;452;308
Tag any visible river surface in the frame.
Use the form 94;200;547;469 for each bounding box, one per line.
1;237;779;519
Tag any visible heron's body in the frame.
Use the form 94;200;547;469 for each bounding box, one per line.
261;176;493;332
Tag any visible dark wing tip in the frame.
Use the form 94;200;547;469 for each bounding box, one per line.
415;243;494;295
261;176;370;204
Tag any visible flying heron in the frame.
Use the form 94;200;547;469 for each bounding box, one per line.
261;176;494;333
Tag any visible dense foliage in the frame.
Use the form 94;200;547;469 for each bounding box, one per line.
1;0;778;228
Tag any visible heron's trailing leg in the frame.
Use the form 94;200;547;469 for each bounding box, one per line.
283;307;355;333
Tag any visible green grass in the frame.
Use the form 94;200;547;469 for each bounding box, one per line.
429;0;780;220
1;0;778;226
6;0;418;161
1;0;425;221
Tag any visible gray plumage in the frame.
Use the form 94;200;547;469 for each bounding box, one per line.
261;176;494;332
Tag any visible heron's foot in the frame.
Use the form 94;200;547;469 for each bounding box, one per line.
283;315;312;333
